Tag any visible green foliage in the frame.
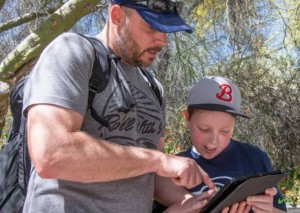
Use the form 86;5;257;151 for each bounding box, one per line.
191;0;225;38
164;106;191;155
279;166;300;207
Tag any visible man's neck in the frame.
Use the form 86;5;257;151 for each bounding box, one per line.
97;27;120;56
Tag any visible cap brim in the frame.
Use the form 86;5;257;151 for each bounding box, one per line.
188;104;250;119
124;4;192;34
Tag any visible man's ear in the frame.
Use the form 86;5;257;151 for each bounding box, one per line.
110;4;124;26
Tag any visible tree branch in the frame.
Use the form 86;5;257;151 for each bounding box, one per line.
0;0;100;81
0;7;58;33
0;0;5;11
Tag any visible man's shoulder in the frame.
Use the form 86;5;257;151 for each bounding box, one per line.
53;32;95;61
58;32;85;39
52;32;94;49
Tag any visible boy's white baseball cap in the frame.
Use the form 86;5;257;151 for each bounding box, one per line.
187;76;249;119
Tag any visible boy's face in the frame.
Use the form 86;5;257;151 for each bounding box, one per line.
184;109;235;160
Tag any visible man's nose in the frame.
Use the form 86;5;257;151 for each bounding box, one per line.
155;31;167;47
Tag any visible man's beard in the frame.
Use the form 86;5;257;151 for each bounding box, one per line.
114;22;161;67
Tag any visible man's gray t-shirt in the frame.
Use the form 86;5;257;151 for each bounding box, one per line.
22;33;166;213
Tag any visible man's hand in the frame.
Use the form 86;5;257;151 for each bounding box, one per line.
156;154;215;190
164;190;215;213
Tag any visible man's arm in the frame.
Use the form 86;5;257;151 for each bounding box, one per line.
154;137;193;205
27;104;214;188
154;137;215;206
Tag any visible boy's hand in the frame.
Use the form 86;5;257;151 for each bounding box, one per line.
164;189;215;213
221;201;251;213
246;187;277;212
220;187;277;213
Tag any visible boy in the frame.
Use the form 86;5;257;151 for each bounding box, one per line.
154;76;287;212
183;76;286;212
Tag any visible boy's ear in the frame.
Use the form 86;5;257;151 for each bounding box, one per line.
183;110;189;121
183;110;191;128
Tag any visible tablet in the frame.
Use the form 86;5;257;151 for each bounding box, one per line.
200;170;287;213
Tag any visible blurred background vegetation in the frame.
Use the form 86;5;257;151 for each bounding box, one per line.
0;0;299;207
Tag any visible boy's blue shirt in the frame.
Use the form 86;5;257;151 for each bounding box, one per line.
178;139;287;211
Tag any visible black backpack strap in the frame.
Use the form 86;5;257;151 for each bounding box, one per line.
140;68;163;106
77;35;116;128
10;74;32;197
87;38;112;128
18;118;30;198
8;74;31;139
113;61;136;112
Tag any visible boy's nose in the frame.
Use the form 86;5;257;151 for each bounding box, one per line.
210;134;219;145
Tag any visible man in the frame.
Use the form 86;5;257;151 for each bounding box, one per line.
22;0;214;212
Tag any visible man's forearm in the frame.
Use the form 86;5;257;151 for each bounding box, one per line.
30;130;163;182
27;105;163;183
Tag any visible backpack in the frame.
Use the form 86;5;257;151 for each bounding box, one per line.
0;34;162;213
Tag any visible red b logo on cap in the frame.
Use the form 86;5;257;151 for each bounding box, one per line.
216;84;232;102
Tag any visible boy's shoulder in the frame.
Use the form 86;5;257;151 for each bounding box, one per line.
177;147;193;158
232;140;268;157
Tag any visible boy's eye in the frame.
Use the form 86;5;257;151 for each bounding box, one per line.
199;128;210;132
221;130;230;134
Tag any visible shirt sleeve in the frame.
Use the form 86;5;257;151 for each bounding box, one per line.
23;33;95;117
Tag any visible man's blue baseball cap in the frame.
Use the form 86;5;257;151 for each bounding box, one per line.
111;0;192;34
